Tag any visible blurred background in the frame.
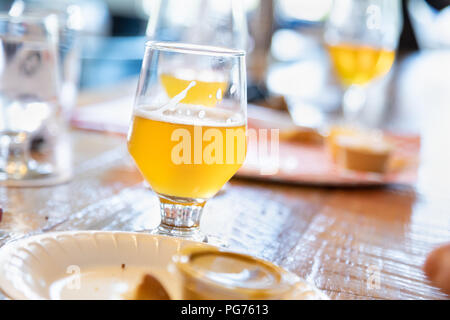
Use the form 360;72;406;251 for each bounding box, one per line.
2;0;450;131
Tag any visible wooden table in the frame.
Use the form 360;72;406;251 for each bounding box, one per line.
1;52;449;300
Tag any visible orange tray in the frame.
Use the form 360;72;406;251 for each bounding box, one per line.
238;119;419;186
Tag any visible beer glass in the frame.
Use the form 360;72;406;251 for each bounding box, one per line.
324;0;403;121
0;14;60;181
145;0;248;51
128;42;247;241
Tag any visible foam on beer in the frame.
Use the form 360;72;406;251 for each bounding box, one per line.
134;103;245;128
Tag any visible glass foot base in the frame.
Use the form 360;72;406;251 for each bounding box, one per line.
154;224;207;242
202;234;229;247
0;160;53;181
138;227;228;247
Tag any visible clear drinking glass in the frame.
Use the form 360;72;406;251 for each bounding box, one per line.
128;42;247;241
324;0;403;122
145;0;248;51
10;0;82;115
0;13;60;180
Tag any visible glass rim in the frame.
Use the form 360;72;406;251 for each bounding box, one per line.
145;41;246;57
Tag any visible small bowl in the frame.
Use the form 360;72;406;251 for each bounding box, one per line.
172;247;326;300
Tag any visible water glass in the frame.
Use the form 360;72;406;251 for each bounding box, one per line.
0;13;60;181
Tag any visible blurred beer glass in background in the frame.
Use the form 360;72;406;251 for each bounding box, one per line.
145;0;248;50
9;0;82;116
0;13;60;180
128;42;247;241
324;0;403;122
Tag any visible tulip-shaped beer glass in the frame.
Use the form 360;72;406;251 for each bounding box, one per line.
128;42;247;241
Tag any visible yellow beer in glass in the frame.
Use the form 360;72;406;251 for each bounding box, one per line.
324;0;402;121
160;72;228;107
128;105;246;200
327;44;395;86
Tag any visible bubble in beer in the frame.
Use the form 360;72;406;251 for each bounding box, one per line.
216;89;223;100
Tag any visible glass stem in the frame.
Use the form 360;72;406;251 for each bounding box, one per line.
342;85;367;123
158;197;205;239
0;132;30;179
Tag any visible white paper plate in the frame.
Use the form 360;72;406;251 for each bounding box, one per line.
0;231;328;300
